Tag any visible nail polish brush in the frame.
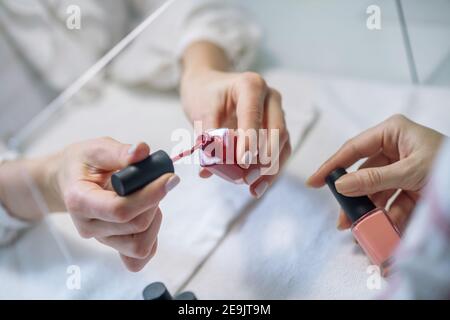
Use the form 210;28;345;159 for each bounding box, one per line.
111;134;211;196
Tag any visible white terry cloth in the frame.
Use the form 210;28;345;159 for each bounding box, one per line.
187;174;381;300
0;0;260;92
0;71;316;299
0;150;31;247
186;72;450;299
0;202;31;247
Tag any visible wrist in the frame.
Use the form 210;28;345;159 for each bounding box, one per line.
41;151;65;213
181;41;231;81
0;151;65;221
25;152;65;214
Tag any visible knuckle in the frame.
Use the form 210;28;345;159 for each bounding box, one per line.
129;213;152;234
147;191;164;209
240;72;267;91
243;105;263;120
64;188;81;213
98;136;114;143
132;240;152;259
285;140;292;157
402;158;423;190
146;182;169;207
124;259;144;273
110;202;130;223
343;137;362;158
364;168;383;189
149;241;158;259
154;209;163;226
343;137;355;149
388;114;408;125
342;139;355;155
279;126;289;143
156;187;167;204
77;225;93;239
270;88;282;101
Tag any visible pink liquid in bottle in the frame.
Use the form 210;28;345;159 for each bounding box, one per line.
198;129;246;184
171;129;246;184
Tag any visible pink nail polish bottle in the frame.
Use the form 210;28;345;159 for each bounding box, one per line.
326;168;401;276
198;129;245;184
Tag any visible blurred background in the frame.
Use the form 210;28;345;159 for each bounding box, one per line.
239;0;450;85
1;0;450;148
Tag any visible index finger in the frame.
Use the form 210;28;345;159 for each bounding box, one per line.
235;73;267;166
307;123;385;188
68;173;177;223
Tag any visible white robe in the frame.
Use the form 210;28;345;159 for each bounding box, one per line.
0;0;260;90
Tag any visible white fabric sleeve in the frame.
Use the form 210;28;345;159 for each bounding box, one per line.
174;0;262;71
0;0;129;90
0;150;32;246
384;139;450;299
0;201;31;246
1;0;261;91
109;0;262;90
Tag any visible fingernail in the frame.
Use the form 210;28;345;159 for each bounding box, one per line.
241;151;253;169
254;181;269;199
245;168;261;185
165;175;180;193
128;144;138;155
335;175;359;194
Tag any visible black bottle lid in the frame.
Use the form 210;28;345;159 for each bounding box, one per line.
112;150;174;196
143;282;173;300
175;291;198;300
325;168;376;223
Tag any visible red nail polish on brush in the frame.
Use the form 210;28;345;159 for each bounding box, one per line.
326;168;401;276
171;128;246;183
111;129;246;197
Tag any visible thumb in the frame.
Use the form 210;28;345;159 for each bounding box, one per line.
83;138;150;171
335;161;408;196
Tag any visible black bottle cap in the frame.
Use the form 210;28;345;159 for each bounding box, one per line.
143;282;173;300
325;168;376;223
112;150;174;196
175;291;198;300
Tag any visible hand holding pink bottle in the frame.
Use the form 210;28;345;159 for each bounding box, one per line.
307;114;445;233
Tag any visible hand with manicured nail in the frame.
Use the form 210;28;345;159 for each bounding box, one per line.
181;42;291;198
307;114;445;232
56;137;179;272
